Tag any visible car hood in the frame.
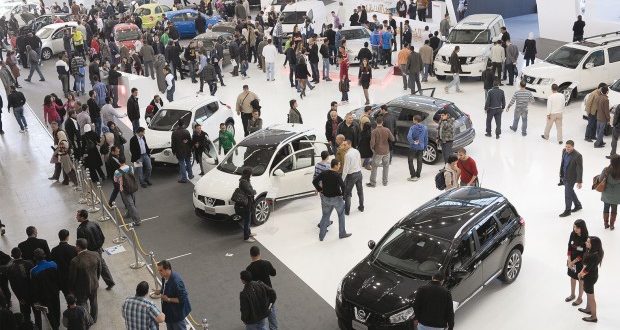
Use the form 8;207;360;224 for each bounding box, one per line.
437;44;491;58
521;60;570;79
342;258;426;314
145;127;173;149
195;170;242;199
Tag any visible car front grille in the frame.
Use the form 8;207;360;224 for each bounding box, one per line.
198;196;226;206
523;75;538;84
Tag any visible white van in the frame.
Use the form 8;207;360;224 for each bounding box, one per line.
278;0;327;36
433;14;505;79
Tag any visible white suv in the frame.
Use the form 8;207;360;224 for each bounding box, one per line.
522;32;620;102
193;124;329;225
433;14;505;80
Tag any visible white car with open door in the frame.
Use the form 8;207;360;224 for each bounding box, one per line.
38;22;87;61
193;124;329;225
341;26;371;64
145;95;235;169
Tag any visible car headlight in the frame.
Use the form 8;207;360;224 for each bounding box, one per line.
389;307;414;324
540;78;554;85
336;279;344;303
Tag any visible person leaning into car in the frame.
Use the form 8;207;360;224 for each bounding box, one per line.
413;272;454;330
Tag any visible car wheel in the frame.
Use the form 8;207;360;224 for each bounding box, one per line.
436;74;446;81
252;196;270;226
500;248;522;284
422;143;438;164
41;48;52;61
558;85;576;106
226;120;235;137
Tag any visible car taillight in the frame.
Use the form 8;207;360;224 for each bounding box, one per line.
519;217;525;226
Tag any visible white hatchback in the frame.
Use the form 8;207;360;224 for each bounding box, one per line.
193;124;329;225
37;22;87;60
145;95;235;166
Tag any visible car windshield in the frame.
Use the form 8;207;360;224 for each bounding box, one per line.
610;79;620;92
116;29;141;41
372;227;450;278
341;29;370;40
280;11;306;24
212;24;235;34
36;27;54;39
545;46;588;69
149;109;192;131
448;29;490;44
271;0;287;5
136;7;151;15
218;144;278;176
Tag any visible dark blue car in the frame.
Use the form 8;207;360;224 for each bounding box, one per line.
164;9;221;39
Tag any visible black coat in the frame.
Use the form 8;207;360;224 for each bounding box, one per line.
30;261;61;328
523;39;536;59
6;258;34;300
64;118;81;151
239;281;277;325
560;150;583;184
76;220;105;252
337;122;360;148
17;237;50;263
130;135;150;162
82;131;103;168
357;47;372;62
325;117;343;142
171;128;192;158
127;95;140;121
295;63;310;79
49;242;77;293
358;125;373;158
482;68;494;90
412;281;454;329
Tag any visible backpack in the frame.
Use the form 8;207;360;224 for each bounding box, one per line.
435;169;447;190
121;171;139;194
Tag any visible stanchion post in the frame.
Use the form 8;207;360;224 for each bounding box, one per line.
148;251;162;299
78;169;89;204
201;318;209;330
85;172;100;213
129;226;145;269
74;160;83;191
97;183;110;222
111;203;127;244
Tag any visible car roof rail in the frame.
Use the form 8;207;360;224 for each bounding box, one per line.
581;31;620;43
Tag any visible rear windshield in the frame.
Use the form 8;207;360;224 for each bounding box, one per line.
116;29;141;41
280;11;307;24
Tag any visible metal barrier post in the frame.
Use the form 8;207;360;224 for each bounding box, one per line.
85;172;101;213
78;168;88;204
97;183;110;222
129;225;145;269
148;251;162;299
201;318;209;330
74;160;83;192
111;203;127;244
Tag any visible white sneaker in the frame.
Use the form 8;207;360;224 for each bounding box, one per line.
19;129;25;133
244;238;256;243
412;177;419;181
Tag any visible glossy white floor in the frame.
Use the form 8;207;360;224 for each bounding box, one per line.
172;62;620;329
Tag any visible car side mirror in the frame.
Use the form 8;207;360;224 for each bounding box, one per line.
273;169;285;177
452;268;468;278
584;62;594;69
367;240;375;250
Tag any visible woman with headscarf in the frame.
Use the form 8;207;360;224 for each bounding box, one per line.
56;130;78;186
81;124;106;182
523;32;537;67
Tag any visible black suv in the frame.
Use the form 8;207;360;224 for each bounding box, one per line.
352;94;475;164
336;187;525;330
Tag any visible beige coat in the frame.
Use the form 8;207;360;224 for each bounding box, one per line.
419;44;434;65
444;163;460;190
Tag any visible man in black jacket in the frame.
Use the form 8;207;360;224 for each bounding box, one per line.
7;85;28;132
75;209;115;290
50;229;78;299
481;65;495;100
88;58;100;87
65;110;81;158
484;81;505;139
126;87;140;133
325;110;343;151
559;141;583;217
17;226;50;263
108;64;122;108
308;37;320;84
6;247;34;320
413;273;454;330
239;270;276;329
171;120;194;183
337;114;360;148
444;46;462;93
31;248;61;330
130;127;152;188
87;90;101;136
283;45;297;88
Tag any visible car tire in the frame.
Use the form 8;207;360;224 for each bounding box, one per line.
226;119;235;137
499;248;522;284
41;48;52;61
436;74;446;80
252;196;270;226
422;142;438;164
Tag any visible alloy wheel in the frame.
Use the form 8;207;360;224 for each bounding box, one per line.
506;252;521;280
254;199;269;225
423;145;437;163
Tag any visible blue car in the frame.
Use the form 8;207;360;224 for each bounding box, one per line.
164;9;221;39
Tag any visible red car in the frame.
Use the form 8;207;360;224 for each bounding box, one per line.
113;23;142;50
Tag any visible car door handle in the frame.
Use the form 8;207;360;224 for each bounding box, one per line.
473;261;481;269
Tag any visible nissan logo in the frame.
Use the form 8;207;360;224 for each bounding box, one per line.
206;198;215;206
354;307;370;322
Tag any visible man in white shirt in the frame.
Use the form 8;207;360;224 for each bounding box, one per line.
262;39;277;82
541;84;565;144
164;66;175;102
100;97;127;126
490;40;505;83
341;140;364;215
56;54;71;96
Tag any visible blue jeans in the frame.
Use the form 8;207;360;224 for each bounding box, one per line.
322;59;330;79
310;62;319;81
274;37;282;53
266;62;275;80
595;121;606;146
422;64;431;80
319;196;346;240
93;117;102;136
418;324;444;330
131;119;140;134
245;318;267;330
329;45;337;64
166;86;175;102
344;171;364;213
177;155;193;180
511;110;528;133
13;106;27;130
236;205;252;240
585;114;597;140
75;75;85;94
136;154;152;185
563;179;582;212
446;73;461;91
241;61;249;77
268;304;277;330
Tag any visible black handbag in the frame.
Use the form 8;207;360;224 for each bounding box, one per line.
231;188;248;206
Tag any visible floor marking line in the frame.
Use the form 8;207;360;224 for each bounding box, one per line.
119;216;160;228
164;253;192;261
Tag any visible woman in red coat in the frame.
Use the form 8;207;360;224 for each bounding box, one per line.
339;46;349;103
43;94;63;127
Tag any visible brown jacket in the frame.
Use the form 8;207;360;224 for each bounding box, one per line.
69;250;101;297
419;45;434;65
370;126;394;155
596;94;610;122
585;89;602;116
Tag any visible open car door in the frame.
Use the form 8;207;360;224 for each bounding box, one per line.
200;138;219;174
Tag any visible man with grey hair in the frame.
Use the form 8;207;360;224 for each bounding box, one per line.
24;45;45;82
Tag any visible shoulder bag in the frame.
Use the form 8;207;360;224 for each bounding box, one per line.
593;167;608;192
